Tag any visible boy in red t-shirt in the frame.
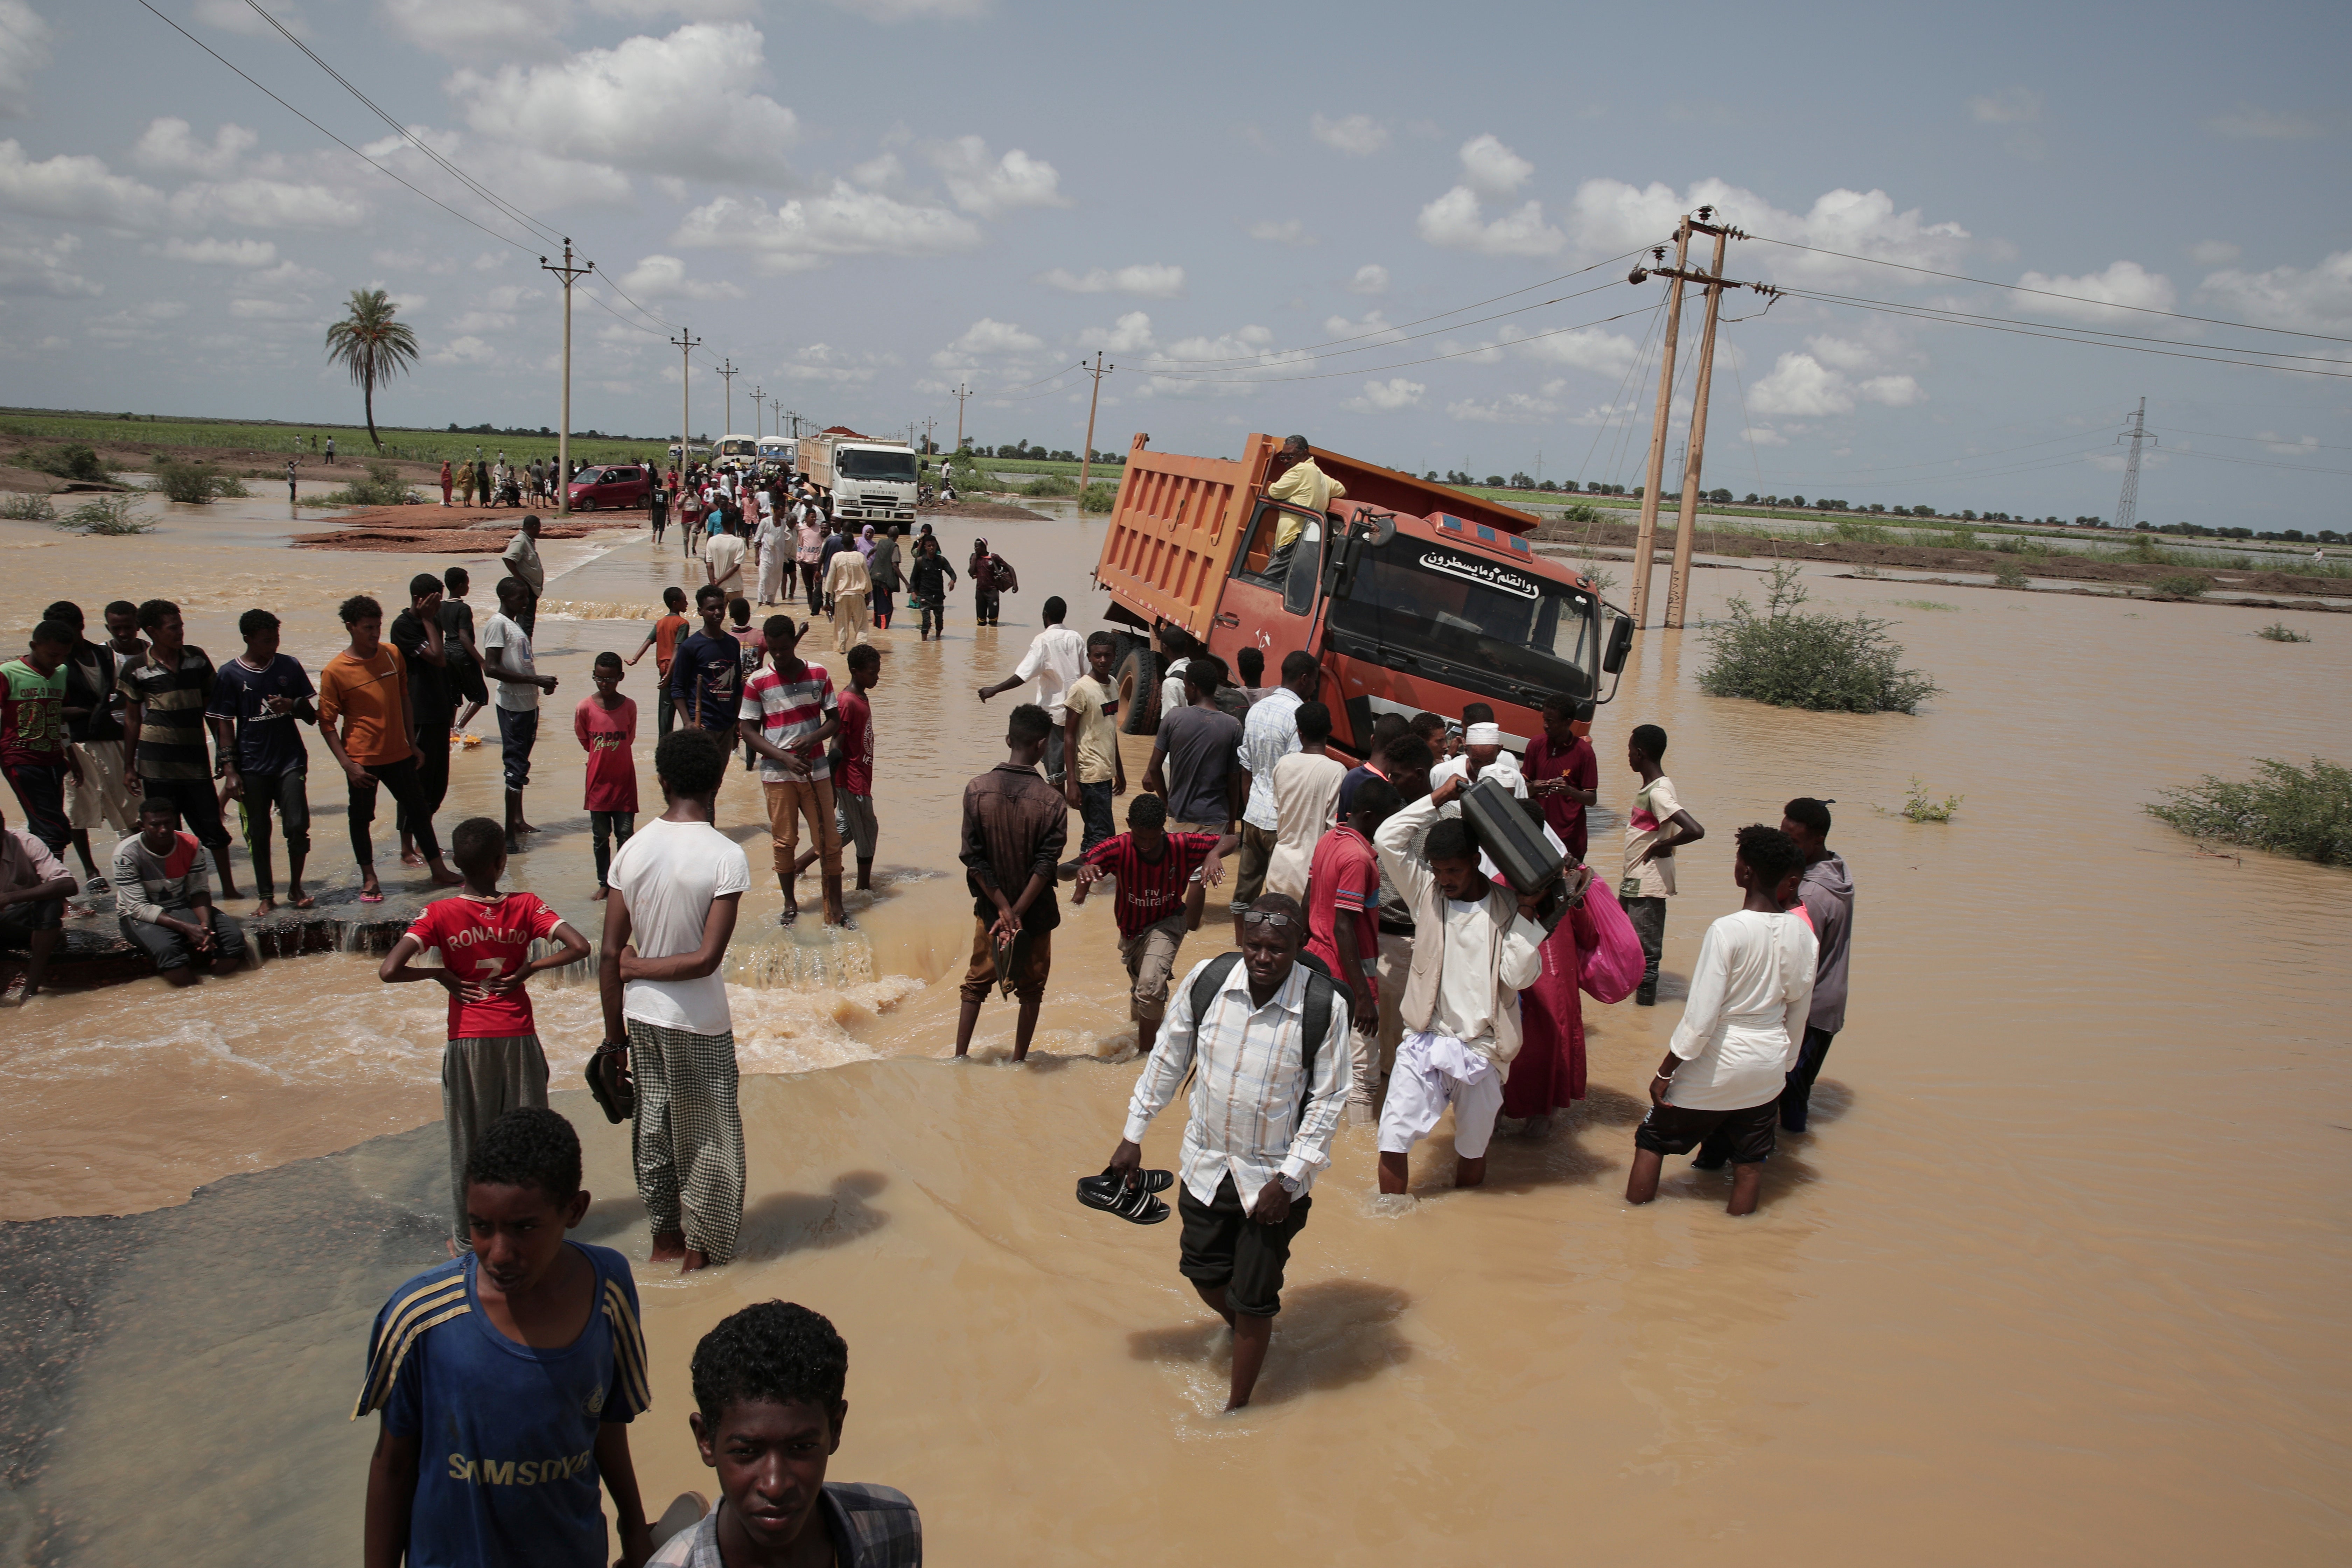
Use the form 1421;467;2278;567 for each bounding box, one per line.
379;816;590;1251
1066;793;1236;1046
574;652;638;899
831;644;882;891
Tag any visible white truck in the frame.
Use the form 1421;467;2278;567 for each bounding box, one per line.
801;431;919;526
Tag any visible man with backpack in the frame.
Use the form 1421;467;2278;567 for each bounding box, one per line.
1106;890;1351;1411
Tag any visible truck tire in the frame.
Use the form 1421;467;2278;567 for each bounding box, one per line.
1114;639;1158;735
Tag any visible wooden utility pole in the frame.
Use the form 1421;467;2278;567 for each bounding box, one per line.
539;239;593;516
1629;222;1690;629
750;385;765;438
1074;352;1113;511
1625;209;1779;629
716;358;738;435
670;328;701;473
951;382;973;450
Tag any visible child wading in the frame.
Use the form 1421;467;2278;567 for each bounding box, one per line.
357;1108;655;1567
1066;792;1235;1046
1620;722;1704;1006
648;1301;922;1567
577;653;639;898
1626;825;1816;1216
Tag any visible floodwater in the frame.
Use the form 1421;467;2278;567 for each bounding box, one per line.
0;494;2347;1564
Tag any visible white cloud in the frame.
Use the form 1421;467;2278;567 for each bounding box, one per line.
1035;263;1183;298
1077;310;1156;356
1967;87;2041;125
1321;310;1398;341
587;0;759;17
451;23;799;184
2013;259;2176;321
1855;374;1924;407
1248;218;1315;247
132;118;257;178
1502;322;1640;376
1748;352;1927;416
1457;133;1533;198
2188;240;2240;267
447;309;515;333
848;152;904;189
2198;248;2352;335
170;177;365;229
160;235;279;267
816;0;987;19
1416;186;1564;258
1564;179;1969;285
85;300;187;342
1448;386;1564;424
616;253;743;300
1343;377;1424;413
380;0;573;56
228;297;315;321
777;342;888;383
2204;107;2323;140
1310;113;1387;156
926;135;1066;218
428;334;499;365
1345;263;1387;295
0;232;99;296
0;140;166;227
0;0;52;118
674;185;982;272
946;318;1041;358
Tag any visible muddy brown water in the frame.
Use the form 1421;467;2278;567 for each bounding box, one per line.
0;495;2346;1563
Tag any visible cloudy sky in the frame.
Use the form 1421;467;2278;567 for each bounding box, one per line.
2;0;2346;525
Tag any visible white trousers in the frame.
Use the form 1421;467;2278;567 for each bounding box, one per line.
1377;1031;1504;1159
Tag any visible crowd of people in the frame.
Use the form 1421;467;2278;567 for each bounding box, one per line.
1;492;1861;1563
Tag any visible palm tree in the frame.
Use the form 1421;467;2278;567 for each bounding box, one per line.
323;288;419;452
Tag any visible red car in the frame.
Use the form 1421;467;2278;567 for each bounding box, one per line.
566;463;651;511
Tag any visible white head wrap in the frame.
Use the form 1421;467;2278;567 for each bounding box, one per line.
1465;722;1503;746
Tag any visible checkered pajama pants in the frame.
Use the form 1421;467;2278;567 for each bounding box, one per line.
626;1018;746;1264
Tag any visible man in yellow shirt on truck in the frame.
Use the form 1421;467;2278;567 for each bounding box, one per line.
1261;435;1344;582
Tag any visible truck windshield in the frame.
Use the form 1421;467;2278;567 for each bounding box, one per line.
1326;537;1596;696
840;448;918;481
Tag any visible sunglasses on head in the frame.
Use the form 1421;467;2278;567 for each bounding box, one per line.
1239;910;1295;929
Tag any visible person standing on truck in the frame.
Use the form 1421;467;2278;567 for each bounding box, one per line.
1261;436;1345;583
1143;656;1243;837
975;597;1083;785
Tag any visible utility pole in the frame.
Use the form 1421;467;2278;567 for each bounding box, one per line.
1627;209;1780;629
1628;223;1690;629
540;239;593;516
951;382;973;451
716;358;738;435
1074;352;1113;511
921;416;937;455
2114;397;2154;531
785;410;799;441
670;327;701;474
750;385;765;439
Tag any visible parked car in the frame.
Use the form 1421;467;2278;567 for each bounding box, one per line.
567;464;651;511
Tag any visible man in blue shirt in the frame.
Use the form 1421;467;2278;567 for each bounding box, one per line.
357;1107;654;1568
668;585;746;736
205;608;318;914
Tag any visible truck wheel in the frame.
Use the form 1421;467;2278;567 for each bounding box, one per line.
1114;641;1158;735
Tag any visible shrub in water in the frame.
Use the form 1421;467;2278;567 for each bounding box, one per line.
1018;474;1077;498
312;459;416;507
1080;480;1117;514
2150;573;2210;598
152;457;224;503
2256;622;2311;643
56;495;154;535
1;491;56;520
1993;558;2029;589
1900;777;1963;823
2146;758;2351;865
11;443;109;482
1698;564;1939;714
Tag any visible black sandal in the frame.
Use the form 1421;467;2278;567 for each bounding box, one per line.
1076;1167;1174;1224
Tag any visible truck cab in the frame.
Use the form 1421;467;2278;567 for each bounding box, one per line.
805;433;919;526
1093;433;1629;754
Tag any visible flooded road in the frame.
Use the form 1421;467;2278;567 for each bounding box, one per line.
0;495;2346;1563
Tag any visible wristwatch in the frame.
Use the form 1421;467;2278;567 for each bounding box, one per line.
1277;1172;1304;1197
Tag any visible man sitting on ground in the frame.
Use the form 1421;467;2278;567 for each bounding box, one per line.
0;800;72;1001
112;793;249;986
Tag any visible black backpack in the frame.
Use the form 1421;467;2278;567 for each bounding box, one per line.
1182;951;1342;1112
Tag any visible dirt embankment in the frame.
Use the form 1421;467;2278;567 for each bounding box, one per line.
291;504;629;554
1530;513;2350;600
919;497;1049;522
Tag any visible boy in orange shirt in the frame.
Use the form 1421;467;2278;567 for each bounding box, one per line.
318;594;462;902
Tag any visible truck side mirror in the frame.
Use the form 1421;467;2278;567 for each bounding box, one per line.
1602;614;1635;674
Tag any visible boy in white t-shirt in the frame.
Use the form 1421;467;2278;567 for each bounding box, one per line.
1626;824;1816;1216
1620;722;1705;1007
597;728;753;1273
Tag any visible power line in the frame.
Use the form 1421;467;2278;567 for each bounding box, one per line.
1746;234;2352;345
2153;425;2352;453
1780;286;2352;370
1129;305;1656;386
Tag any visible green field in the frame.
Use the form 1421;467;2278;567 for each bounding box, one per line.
0;407;674;469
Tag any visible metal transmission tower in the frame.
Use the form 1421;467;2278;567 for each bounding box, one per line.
2114;398;2155;531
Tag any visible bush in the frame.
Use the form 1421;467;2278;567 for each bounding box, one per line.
1697;564;1940;714
1891;599;1958;611
2150;573;2210;598
1900;777;1962;822
1558;502;1602;524
1992;558;2029;589
2146;757;2351;865
10;443;110;482
1080;480;1117;514
1018;474;1077;498
2256;622;2312;643
1;491;55;520
152;457;226;503
311;459;415;507
55;495;155;535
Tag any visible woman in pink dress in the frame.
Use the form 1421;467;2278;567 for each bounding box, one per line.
1503;888;1598;1127
1522;694;1598;861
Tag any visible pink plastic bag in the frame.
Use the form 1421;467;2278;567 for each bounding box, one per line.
1578;880;1645;1004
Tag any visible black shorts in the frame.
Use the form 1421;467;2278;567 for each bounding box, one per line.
1635;1099;1778;1164
1177;1172;1310;1318
451;658;489;707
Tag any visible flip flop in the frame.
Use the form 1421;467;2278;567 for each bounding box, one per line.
1076;1168;1174;1225
583;1051;633;1124
359;890;385;904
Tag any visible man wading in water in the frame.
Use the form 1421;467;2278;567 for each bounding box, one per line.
1108;891;1350;1410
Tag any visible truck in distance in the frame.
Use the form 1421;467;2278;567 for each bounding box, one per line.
1090;432;1631;756
800;429;919;526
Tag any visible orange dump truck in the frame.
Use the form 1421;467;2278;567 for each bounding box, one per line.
1092;432;1631;754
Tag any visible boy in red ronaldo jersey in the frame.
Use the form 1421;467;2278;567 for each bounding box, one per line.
1067;793;1236;1047
380;816;591;1250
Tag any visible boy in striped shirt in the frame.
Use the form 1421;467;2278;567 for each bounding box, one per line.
1068;793;1236;1046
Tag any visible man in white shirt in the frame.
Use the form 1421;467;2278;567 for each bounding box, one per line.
1428;719;1528;804
1627;824;1816;1216
499;515;544;637
480;578;558;853
598;728;754;1272
705;527;747;600
752;498;786;606
1372;774;1553;1194
1233;650;1320;912
975;595;1085;785
1108;892;1350;1410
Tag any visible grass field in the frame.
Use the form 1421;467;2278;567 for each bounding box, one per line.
0;407;673;468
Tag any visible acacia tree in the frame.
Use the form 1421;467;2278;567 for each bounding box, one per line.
323;288;419;452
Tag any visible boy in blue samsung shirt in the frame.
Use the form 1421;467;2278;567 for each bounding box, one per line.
356;1107;656;1567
